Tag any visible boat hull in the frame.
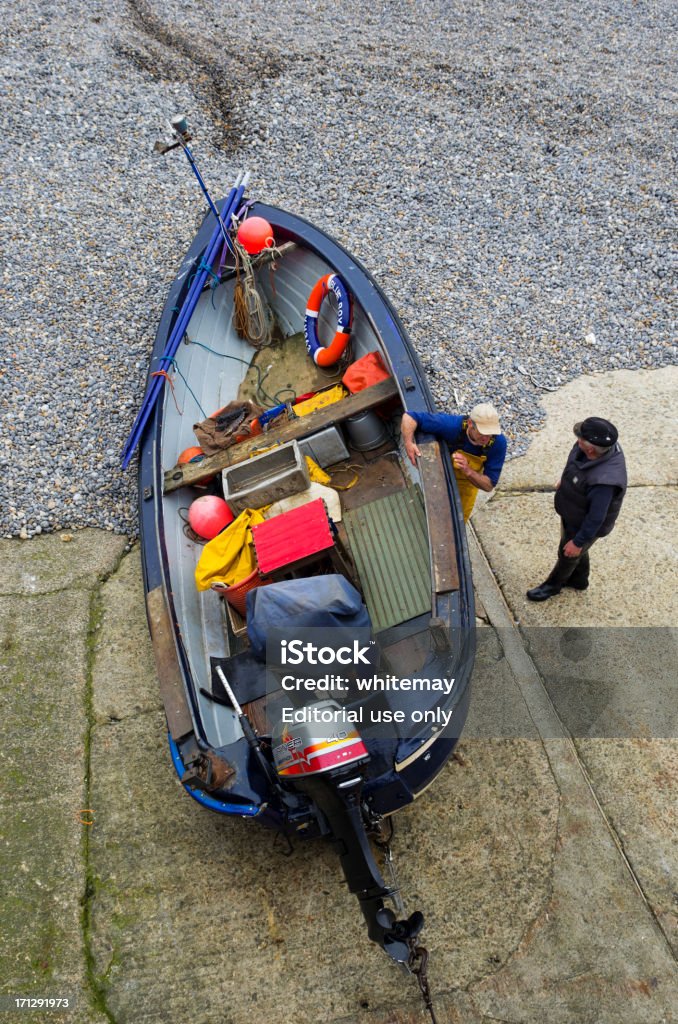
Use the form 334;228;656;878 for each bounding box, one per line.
137;200;476;828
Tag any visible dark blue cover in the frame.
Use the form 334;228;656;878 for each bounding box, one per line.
246;575;371;660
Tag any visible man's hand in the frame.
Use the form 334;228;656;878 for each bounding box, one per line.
400;413;421;466
563;540;583;558
453;452;470;475
404;439;421;465
453;451;494;492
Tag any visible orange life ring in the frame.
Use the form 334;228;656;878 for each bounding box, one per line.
304;273;352;367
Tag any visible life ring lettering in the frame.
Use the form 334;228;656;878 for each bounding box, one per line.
304;273;352;367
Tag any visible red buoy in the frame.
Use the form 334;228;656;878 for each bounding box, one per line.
188;496;234;540
237;216;274;255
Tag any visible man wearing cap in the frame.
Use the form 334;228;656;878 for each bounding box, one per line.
526;417;627;601
401;404;507;521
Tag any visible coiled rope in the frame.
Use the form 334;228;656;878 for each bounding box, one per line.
232;240;274;348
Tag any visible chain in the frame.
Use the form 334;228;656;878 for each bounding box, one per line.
368;810;439;1023
409;944;438;1024
378;833;406;916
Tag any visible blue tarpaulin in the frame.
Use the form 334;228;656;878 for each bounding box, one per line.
246;575;371;661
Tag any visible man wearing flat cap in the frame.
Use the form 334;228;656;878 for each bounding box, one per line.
527;417;627;601
401;403;507;521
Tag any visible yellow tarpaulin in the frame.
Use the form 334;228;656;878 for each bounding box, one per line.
294;385;347;417
194;508;266;591
305;456;331;485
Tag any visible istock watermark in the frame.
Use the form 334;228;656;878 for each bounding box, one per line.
265;626;467;741
279;637;374;666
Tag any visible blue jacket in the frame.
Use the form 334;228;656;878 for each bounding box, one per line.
407;412;507;487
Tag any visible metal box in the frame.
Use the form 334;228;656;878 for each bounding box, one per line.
298;426;350;468
222;440;310;514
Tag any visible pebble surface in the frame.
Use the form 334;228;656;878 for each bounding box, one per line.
1;0;675;539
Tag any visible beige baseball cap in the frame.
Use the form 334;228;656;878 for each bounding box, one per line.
469;403;502;435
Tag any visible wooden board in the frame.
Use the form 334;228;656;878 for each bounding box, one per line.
164;376;399;493
146;586;194;740
336;447;407;512
417;440;460;593
343;488;431;632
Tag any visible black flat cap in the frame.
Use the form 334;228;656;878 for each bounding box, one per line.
573;417;619;447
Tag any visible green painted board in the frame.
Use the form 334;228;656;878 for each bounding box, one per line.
343;488;431;632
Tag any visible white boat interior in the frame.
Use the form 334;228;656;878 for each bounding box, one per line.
155;245;456;750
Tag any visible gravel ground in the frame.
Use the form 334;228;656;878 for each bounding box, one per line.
1;0;675;539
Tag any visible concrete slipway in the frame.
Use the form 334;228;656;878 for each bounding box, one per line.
0;367;676;1024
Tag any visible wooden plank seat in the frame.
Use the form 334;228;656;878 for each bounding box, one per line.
417;440;460;593
163;376;399;493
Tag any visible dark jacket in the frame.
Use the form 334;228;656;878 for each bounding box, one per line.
554;442;627;537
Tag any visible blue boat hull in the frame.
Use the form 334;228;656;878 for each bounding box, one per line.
137;199;476;830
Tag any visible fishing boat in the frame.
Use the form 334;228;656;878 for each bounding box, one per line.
124;119;475;986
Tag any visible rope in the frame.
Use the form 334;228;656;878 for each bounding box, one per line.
160;358;207;419
328;464;361;491
272;387;297;404
184;337;282;408
232;240;273;348
150;370;183;414
178;507;208;545
185;259;220;296
314;335;353;381
182;339;280;411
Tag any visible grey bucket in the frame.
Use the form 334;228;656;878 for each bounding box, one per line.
344;410;388;451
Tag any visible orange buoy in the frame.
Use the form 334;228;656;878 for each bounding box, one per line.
178;446;206;464
237;216;274;255
188;496;234;540
178;445;215;485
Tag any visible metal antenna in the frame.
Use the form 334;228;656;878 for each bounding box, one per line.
155;114;230;247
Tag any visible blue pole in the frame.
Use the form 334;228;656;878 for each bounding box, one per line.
121;181;245;468
182;143;230;248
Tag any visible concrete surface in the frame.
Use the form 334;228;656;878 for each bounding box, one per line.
0;533;126;1024
470;364;678;1016
477;489;676;628
1;368;677;1023
499;366;678;491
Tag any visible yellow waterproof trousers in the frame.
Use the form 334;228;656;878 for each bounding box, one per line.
452;449;487;523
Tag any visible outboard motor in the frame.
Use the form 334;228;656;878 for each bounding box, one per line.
272;699;425;962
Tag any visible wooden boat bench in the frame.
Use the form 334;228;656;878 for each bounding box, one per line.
163;376;399;493
416;440;460;594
